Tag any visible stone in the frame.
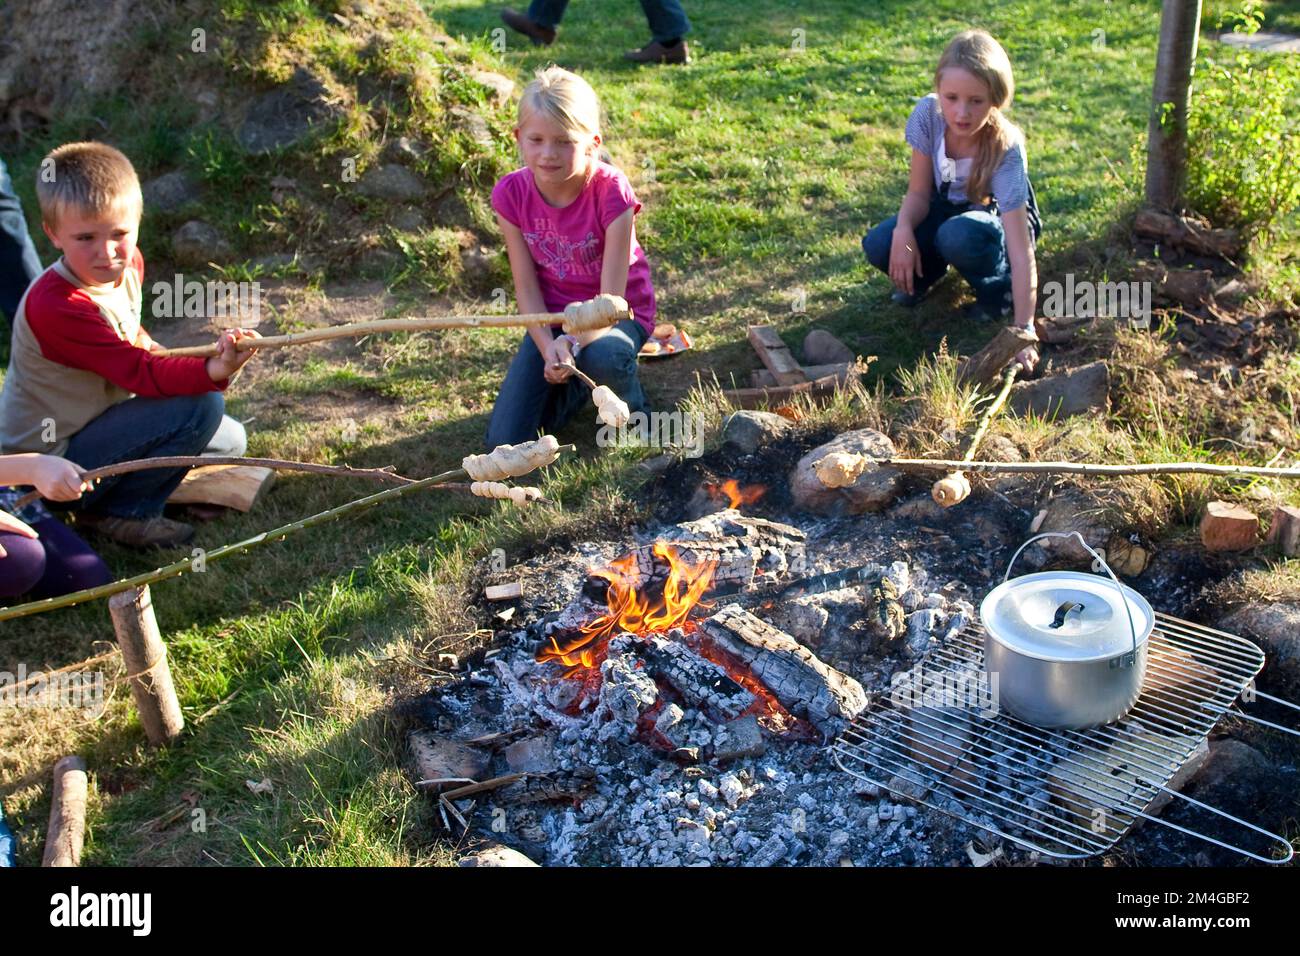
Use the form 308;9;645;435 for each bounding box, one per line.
383;135;427;164
171;220;234;267
712;715;766;763
722;410;791;453
1200;501;1259;552
459;844;539;867
142;170;200;214
1217;603;1300;693
389;205;427;232
503;733;559;774
407;730;489;784
1189;739;1271;797
790;429;902;515
1021;486;1111;569
1009;361;1109;419
450;105;494;149
468;68;515;107
460;244;495;282
1266;505;1300;556
802;328;855;365
238;67;342;154
356;164;430;202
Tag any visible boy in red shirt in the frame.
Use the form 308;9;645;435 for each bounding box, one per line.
0;141;259;548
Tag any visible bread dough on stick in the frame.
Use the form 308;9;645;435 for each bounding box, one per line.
562;294;630;333
470;482;543;506
591;385;631;428
813;452;872;489
462;435;561;481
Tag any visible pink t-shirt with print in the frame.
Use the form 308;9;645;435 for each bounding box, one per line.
491;161;656;335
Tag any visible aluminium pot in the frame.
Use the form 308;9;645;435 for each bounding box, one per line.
980;532;1155;729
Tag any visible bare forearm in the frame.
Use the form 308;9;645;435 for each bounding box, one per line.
896;192;930;233
0;454;45;486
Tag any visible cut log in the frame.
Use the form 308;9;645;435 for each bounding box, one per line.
698;604;868;735
484;581;523;601
1266;505;1300;557
746;326;807;386
750;361;852;388
108;585;184;747
41;756;88;867
723;367;861;410
635;632;756;719
1200;501;1259;552
955;326;1039;390
166;464;275;511
1133;261;1216;308
1133;208;1244;260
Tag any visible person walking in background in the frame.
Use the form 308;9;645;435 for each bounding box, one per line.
501;2;691;64
0;154;43;335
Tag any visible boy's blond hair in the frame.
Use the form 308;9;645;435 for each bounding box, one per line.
934;30;1022;206
518;66;602;140
36;141;143;229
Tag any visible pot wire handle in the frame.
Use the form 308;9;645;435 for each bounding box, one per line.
1003;531;1140;660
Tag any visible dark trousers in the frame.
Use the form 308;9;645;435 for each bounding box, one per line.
0;155;42;328
527;0;691;40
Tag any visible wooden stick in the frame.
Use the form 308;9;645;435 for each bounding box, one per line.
558;361;598;391
933;365;1020;507
11;456;416;510
109;585;184;746
0;444;576;623
42;756;88;867
153;296;632;358
881;457;1300;480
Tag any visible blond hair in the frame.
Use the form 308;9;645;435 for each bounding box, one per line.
36;142;142;229
518;66;602;141
935;30;1021;205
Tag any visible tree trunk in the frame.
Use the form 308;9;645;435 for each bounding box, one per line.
1144;0;1204;212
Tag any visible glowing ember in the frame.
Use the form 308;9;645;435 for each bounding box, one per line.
537;543;718;669
706;479;766;511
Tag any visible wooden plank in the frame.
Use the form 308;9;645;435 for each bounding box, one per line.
750;361;852;389
167;464;276;512
484;581;523;601
722;368;860;410
746;326;807;386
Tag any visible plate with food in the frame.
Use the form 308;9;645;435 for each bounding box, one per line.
639;323;692;359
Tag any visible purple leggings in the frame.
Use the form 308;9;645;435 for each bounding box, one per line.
0;518;111;600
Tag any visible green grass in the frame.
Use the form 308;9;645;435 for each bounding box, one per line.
3;0;1299;866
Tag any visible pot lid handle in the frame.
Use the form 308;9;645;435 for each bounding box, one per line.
1003;531;1140;658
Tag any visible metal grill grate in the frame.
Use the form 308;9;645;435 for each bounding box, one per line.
831;613;1295;862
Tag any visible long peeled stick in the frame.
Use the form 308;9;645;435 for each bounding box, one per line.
932;364;1020;507
875;458;1300;480
153;294;631;358
0;438;571;622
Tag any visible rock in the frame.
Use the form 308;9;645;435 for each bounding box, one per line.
250;253;297;273
407;730;489;784
356;164;430;202
171;220;234;267
1189;739;1271;797
1200;501;1259;552
459;844;539;867
1009;361;1109;419
712;715;766;763
383;135;427;164
389;205;427;232
468;68;515;107
802;329;855;365
142;170;200;214
791;429;902;515
238;67;342;154
1105;534;1150;577
503;733;559;774
1021;486;1110;569
982;435;1022;462
1217;603;1300;692
450;105;494;149
1266;505;1300;557
722;410;790;453
460;244;495;282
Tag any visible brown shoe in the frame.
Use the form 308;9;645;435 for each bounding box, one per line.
624;39;689;64
500;8;555;46
76;513;195;549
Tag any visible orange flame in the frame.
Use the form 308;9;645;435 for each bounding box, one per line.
537;543;718;669
706;479;766;511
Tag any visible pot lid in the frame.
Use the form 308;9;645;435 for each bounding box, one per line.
980;571;1155;662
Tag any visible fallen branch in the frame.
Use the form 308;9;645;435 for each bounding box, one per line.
877;457;1300;480
42;756;88;867
12;456;416;510
154;294;631;357
0;441;575;622
932;365;1020;507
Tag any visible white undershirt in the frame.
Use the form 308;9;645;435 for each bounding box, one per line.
938;133;974;201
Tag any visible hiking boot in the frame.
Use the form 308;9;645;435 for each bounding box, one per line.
500;8;555;45
625;39;690;64
76;512;195;549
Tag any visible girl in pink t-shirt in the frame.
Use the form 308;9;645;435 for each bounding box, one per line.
485;66;656;449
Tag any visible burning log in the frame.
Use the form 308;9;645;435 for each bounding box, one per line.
699;604;868;736
632;632;757;719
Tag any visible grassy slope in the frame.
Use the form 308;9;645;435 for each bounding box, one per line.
2;0;1297;865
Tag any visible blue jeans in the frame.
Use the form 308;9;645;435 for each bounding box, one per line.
486;319;649;449
60;393;227;519
0;155;42;326
863;198;1015;313
527;0;691;40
